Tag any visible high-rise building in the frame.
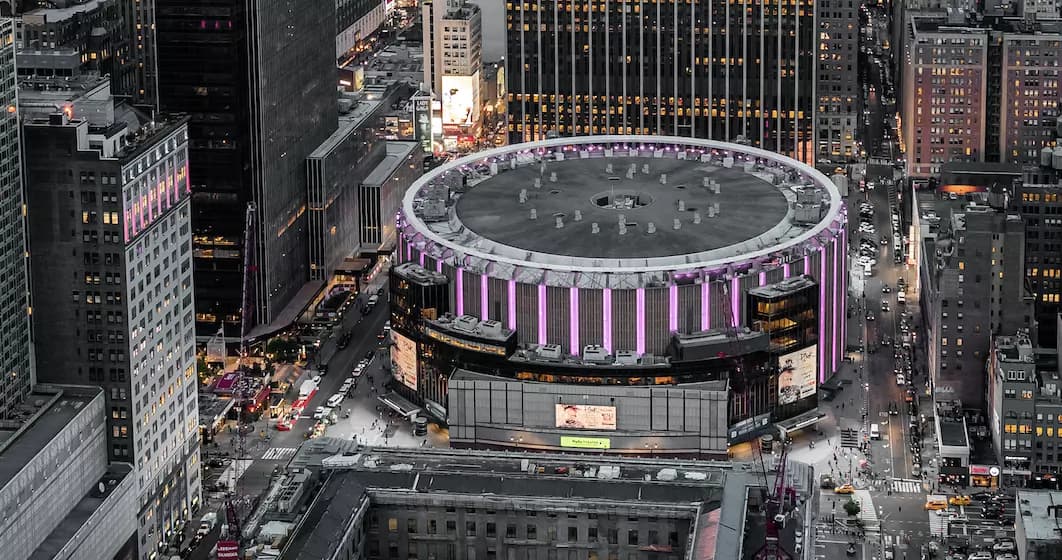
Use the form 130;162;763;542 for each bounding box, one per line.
919;197;1032;408
15;0;133;94
336;0;387;62
902;16;988;178
0;17;33;416
816;0;861;161
504;0;817;162
422;0;481;142
156;0;337;336
1012;166;1062;348
21;82;201;557
998;32;1062;165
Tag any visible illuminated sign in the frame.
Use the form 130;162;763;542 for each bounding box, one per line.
441;74;479;127
778;346;817;405
423;326;508;356
391;331;418;390
216;541;239;560
555;404;617;431
560;436;611;449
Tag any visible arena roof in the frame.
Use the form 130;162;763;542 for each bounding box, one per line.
455;156;791;259
401;136;843;275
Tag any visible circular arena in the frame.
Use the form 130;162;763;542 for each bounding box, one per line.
397;135;848;381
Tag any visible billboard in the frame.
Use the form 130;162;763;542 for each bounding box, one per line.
216;541;239;560
560;436;611;449
391;331;418;391
441;74;479;126
554;404;617;431
778;346;817;405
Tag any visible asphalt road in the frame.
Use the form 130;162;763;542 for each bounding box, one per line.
182;292;392;560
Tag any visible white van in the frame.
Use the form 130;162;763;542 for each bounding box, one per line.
870;423;881;440
326;393;344;408
863;263;873;277
897;291;906;304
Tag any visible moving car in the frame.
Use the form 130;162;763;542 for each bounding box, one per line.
313;406;327;419
834;484;855;494
949;495;971;506
924;499;948;511
895;374;905;386
820;474;836;488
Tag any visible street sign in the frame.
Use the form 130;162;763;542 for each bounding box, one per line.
217;540;240;560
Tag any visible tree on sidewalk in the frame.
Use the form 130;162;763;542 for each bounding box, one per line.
843;498;861;516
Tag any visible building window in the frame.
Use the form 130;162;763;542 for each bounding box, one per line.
387;518;398;532
628;530;639;545
568;527;578;542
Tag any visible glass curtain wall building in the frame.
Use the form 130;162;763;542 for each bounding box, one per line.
505;0;817;162
0;17;32;413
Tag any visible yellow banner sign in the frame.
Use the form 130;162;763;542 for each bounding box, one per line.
560;436;611;449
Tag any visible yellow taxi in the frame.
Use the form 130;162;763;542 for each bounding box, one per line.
948;495;971;506
924;499;948;511
834;484;855;494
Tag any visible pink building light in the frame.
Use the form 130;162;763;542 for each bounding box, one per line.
537;283;547;345
668;284;678;332
570;287;580;354
480;274;489;320
602;288;613;353
701;281;711;331
635;288;646;355
507;279;517;330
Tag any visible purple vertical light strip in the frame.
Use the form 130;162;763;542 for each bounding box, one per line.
435;259;442;273
759;270;767;286
833;236;841;373
700;281;711;331
455;269;464;316
804;254;811;277
418;252;425;268
636;288;646;355
537;283;548;345
481;274;489;320
730;276;740;328
668;284;678;332
819;248;828;383
507;279;517;330
406;243;412;262
783;262;791;278
603;288;613;353
570;287;580;354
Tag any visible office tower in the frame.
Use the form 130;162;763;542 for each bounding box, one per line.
336;0;387;61
0;386;137;560
505;0;816;162
902;16;988;178
998;33;1062;165
0;17;33;415
1012;169;1062;348
816;0;861;161
21;81;201;557
16;0;133;94
156;0;337;336
920;202;1030;408
422;0;481;143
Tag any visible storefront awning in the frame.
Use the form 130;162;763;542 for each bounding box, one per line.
377;392;422;418
775;409;827;436
939;465;969;476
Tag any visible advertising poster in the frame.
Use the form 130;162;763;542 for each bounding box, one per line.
777;346;817;405
441;74;479;126
391;331;418;391
554;404;617;431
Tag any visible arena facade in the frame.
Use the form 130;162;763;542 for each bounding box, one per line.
389;136;848;456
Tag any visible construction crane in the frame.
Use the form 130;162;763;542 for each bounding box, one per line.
219;202;258;555
754;440;794;560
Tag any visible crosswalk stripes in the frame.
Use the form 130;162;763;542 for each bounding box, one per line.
890;478;923;494
840;428;860;448
261;447;298;461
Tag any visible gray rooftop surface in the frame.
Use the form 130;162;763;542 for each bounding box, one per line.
1016;490;1062;541
0;387;100;487
455;157;790;259
938;419;970;448
29;463;133;560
